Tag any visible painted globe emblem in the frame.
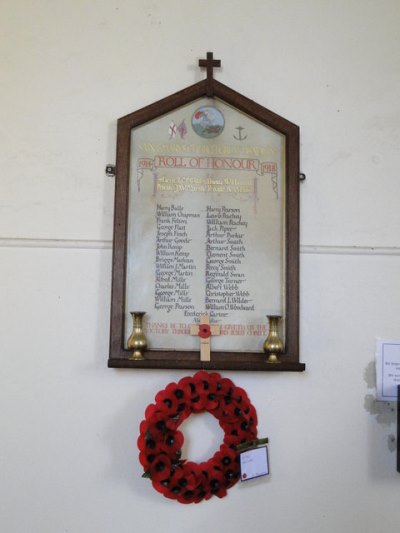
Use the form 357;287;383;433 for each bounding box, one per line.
191;105;225;138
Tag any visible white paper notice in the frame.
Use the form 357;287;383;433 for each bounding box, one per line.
376;339;400;401
240;447;269;481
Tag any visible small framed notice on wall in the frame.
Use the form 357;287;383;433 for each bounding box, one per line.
108;53;305;372
376;339;400;401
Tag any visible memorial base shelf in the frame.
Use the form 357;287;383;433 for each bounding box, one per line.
108;352;305;372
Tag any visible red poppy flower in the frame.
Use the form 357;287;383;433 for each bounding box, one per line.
231;386;250;404
149;453;172;481
137;428;164;452
172;462;211;504
218;377;235;395
146;408;181;433
213;445;237;466
154;382;191;419
152;479;171;497
198;323;211;338
212;446;240;487
178;376;199;403
170;464;198;491
137;431;168;471
206;467;227;498
196;371;221;389
159;430;184;454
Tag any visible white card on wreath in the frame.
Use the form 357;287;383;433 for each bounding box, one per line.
240;446;269;481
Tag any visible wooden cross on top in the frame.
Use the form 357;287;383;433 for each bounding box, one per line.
199;51;221;97
190;313;221;362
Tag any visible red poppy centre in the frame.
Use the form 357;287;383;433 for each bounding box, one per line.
198;324;211;338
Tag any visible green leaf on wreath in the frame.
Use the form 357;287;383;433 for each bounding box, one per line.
142;471;151;479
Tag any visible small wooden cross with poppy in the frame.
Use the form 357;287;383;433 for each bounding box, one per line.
190;313;221;362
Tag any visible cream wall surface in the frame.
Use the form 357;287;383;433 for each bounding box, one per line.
1;1;400;532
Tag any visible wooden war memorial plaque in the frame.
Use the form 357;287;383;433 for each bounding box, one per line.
108;52;305;372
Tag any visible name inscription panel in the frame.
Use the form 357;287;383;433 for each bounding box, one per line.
126;98;285;352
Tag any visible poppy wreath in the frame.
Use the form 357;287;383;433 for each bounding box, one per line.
137;371;258;504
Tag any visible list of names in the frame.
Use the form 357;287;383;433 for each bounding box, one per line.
205;205;254;319
154;202;254;322
155;204;199;315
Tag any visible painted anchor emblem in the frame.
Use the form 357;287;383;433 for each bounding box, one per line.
233;126;247;141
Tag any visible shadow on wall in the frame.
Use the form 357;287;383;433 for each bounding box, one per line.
364;360;396;453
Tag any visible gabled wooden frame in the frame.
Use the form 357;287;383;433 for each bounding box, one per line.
108;53;305;371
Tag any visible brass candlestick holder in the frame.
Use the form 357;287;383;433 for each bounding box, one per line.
263;315;284;363
127;311;147;360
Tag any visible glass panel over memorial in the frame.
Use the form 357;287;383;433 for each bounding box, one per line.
125;97;285;352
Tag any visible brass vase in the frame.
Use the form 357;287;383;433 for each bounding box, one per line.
263;315;284;363
127;311;147;360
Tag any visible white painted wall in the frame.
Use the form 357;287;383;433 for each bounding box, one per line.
1;1;400;532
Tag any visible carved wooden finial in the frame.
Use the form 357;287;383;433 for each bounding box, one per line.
199;52;221;97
